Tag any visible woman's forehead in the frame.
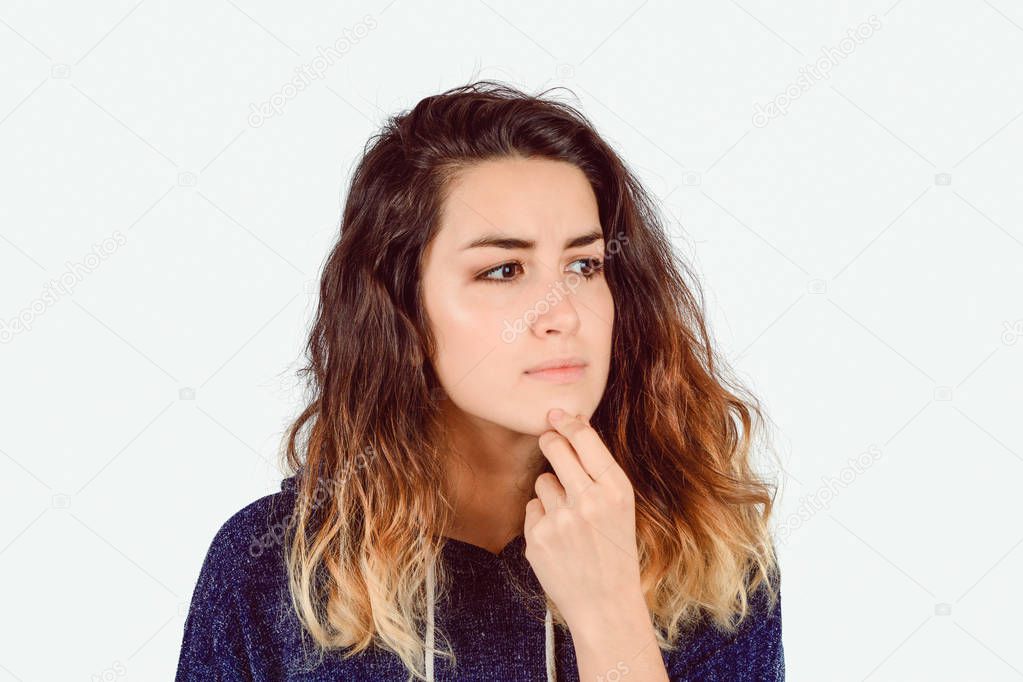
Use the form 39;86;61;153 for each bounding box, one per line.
434;163;600;251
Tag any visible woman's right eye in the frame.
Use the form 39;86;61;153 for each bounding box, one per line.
476;261;524;284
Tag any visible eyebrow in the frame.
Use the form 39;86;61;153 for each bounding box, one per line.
460;229;604;251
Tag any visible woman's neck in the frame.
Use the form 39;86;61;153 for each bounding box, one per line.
439;409;547;554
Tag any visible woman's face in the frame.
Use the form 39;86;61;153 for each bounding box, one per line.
420;156;615;437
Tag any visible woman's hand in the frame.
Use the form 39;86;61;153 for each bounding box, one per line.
523;407;643;631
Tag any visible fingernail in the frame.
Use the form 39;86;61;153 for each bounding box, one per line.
549;408;565;422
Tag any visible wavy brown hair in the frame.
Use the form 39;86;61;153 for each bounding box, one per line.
279;79;783;680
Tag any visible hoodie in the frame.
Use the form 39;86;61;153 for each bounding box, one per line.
175;475;785;681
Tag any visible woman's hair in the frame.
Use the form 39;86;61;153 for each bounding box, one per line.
279;79;783;681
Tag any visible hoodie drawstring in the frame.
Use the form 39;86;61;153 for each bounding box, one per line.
425;554;555;681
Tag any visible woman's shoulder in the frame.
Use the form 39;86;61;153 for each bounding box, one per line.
199;474;300;582
663;570;785;680
181;474;300;616
176;475;303;680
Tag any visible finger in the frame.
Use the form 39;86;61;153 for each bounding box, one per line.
537;431;592;497
534;471;567;511
547;410;619;482
523;496;544;535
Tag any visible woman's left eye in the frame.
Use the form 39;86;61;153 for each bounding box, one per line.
567;257;604;278
476;257;604;284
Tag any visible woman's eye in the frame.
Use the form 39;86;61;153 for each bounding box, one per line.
568;257;604;278
477;258;603;284
477;261;524;283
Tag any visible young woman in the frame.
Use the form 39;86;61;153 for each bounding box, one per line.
176;81;785;681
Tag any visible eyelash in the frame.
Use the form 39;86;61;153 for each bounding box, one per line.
476;257;605;284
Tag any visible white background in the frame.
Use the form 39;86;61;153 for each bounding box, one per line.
1;1;1021;680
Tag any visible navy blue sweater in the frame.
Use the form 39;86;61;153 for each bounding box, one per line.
175;475;784;680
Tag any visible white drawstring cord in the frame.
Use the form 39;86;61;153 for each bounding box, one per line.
425;556;435;681
544;604;556;681
425;553;555;681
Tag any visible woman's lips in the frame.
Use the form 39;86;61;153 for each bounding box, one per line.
524;365;586;383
